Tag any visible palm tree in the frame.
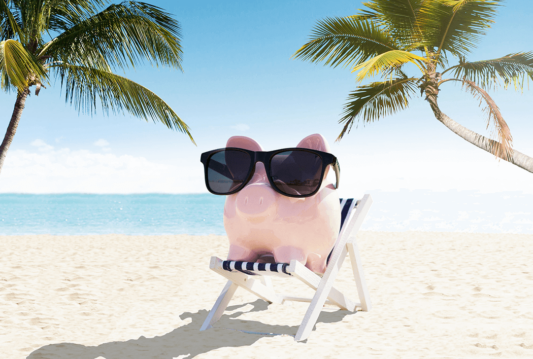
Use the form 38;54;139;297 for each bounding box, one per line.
0;0;194;175
294;0;533;173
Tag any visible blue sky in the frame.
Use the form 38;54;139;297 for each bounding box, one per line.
1;0;532;195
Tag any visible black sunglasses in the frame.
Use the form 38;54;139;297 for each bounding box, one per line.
200;148;340;198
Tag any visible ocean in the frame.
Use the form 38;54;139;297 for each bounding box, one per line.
0;194;226;235
0;191;532;235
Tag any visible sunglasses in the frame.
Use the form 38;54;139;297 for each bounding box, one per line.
200;148;340;198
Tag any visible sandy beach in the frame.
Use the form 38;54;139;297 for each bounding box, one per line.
1;232;532;358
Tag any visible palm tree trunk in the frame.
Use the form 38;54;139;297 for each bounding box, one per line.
426;94;533;173
0;88;30;175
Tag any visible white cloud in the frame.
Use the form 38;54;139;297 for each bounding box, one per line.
94;139;110;147
0;147;205;193
30;139;54;151
231;124;250;132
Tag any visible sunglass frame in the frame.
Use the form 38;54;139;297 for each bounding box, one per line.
200;147;341;198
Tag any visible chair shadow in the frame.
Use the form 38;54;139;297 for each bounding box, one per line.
27;300;357;359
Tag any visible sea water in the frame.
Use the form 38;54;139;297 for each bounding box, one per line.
0;191;532;235
0;194;226;235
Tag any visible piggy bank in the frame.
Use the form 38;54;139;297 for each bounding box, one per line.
223;134;340;274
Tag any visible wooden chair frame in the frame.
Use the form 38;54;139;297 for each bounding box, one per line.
200;194;373;341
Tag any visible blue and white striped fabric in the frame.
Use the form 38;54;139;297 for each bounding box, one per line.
221;198;358;276
222;261;290;276
339;198;356;230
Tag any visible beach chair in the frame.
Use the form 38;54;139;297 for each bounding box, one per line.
200;194;373;341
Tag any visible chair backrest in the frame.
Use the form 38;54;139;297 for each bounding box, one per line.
326;198;357;265
339;198;356;231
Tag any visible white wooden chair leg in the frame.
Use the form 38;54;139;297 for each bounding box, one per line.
200;280;238;331
260;276;274;291
347;241;372;311
288;259;356;311
212;268;281;304
294;245;349;341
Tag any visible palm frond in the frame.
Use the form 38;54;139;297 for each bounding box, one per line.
293;17;400;68
352;50;426;81
42;1;182;71
354;0;426;48
417;0;501;57
0;0;23;41
443;52;533;90
12;0;48;46
338;74;419;139
46;0;105;32
51;63;194;143
346;12;379;22
441;0;490;13
446;78;512;159
0;39;45;91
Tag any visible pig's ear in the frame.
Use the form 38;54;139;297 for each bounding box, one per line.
226;136;263;151
296;134;331;153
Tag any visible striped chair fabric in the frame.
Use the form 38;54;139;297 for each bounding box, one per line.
221;198;357;276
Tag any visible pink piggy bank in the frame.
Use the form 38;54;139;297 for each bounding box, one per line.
223;134;340;274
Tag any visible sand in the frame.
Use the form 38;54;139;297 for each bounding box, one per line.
1;232;532;358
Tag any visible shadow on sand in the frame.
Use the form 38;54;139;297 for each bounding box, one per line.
27;300;357;358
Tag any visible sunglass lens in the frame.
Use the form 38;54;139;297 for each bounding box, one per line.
270;150;323;196
207;150;251;194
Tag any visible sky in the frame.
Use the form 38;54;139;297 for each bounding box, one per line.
0;0;532;197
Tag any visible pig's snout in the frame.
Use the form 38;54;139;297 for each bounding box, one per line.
235;184;277;219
